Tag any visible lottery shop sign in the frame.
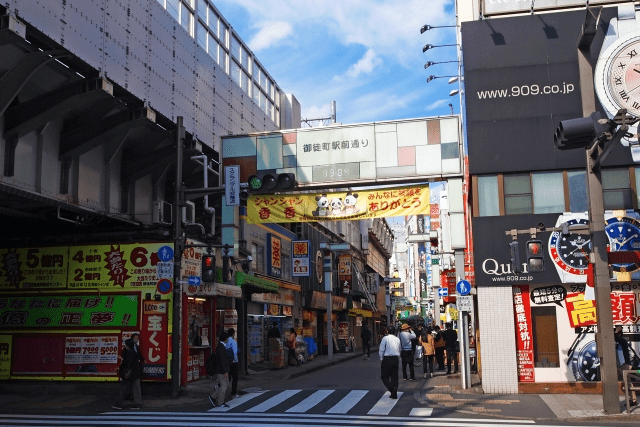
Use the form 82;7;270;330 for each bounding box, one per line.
141;303;168;379
247;185;430;224
0;247;68;289
0;294;138;328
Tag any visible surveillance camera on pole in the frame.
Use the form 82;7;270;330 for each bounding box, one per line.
554;111;613;150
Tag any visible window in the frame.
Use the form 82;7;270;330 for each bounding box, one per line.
231;61;241;87
602;168;632;210
166;0;180;21
504;174;532;215
532;172;564;214
568;171;587;213
231;36;241;61
252;244;265;273
208;33;218;61
531;306;559;367
180;2;193;36
253;83;261;104
283;255;291;280
197;22;207;50
477;175;499;217
209;7;218;33
197;0;207;22
219;48;227;72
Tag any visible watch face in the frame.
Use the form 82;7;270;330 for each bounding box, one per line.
571;340;600;382
595;33;640;118
605;216;640;272
549;218;590;275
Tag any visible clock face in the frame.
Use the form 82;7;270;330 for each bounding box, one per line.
549;218;590;275
595;34;640;118
605;216;640;272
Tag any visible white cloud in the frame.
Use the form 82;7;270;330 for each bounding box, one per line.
345;49;382;79
425;99;450;111
248;21;294;51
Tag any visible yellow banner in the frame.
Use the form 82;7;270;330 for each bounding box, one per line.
0;247;68;290
248;186;429;224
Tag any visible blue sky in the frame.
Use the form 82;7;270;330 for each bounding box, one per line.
214;0;459;126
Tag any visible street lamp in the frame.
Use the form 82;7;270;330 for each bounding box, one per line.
422;43;459;53
420;24;457;34
426;75;458;83
424;60;459;69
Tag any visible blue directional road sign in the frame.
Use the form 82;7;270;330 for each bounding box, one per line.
437;287;448;297
188;276;201;286
456;280;471;296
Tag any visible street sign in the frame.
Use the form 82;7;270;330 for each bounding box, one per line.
457;295;473;312
188;276;201;286
225;165;240;206
437;287;448;297
456;280;471;296
157;245;174;262
157;261;173;279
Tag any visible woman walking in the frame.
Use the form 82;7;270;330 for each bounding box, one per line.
421;327;436;378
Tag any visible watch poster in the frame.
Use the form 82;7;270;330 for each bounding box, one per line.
512;285;535;382
605;210;640;282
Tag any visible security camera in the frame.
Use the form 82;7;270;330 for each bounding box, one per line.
246;255;253;262
538;223;545;231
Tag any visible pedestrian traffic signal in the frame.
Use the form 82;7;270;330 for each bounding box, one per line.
509;241;521;274
202;254;216;283
554;112;612;150
526;240;544;272
245;173;296;195
221;256;233;283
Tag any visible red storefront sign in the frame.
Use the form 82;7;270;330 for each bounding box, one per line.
141;307;168;380
566;292;597;328
513;285;535;382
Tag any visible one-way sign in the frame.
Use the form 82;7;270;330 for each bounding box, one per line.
437;287;448;297
188;276;201;286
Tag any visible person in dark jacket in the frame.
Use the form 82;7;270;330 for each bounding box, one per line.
441;323;458;374
361;324;372;359
112;339;143;409
615;325;632;366
433;326;445;370
208;331;230;408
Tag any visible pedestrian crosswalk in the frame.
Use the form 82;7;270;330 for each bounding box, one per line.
0;411;599;427
210;389;404;416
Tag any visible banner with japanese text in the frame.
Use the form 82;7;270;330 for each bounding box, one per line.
0;294;139;328
247;185;429;224
68;243;174;290
513;285;535;382
292;241;310;277
141;308;168;380
0;247;68;290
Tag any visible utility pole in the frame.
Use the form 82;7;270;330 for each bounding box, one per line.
171;116;185;398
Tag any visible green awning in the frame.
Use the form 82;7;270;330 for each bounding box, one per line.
235;271;279;293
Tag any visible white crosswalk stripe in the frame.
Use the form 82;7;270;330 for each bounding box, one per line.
245;389;302;412
326;390;369;414
367;391;404;415
285;389;334;413
208;391;266;412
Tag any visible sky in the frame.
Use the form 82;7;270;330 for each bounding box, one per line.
214;0;460;126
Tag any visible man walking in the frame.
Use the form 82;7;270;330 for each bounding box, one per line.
399;323;416;381
361;324;371;360
207;331;230;408
226;328;239;399
379;326;401;399
442;323;459;374
433;326;445;370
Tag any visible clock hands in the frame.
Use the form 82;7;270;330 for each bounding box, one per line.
618;233;638;248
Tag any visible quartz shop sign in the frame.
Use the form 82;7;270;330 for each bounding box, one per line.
481;257;534;283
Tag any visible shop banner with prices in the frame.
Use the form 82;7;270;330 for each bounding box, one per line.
0;247;69;289
512;285;535;382
0;294;138;328
248;186;429;224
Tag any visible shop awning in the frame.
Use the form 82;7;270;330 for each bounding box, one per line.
184;283;242;298
254;273;301;292
235;271;279;294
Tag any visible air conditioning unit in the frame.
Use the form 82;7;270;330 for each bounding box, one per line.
182;201;195;224
153;201;172;225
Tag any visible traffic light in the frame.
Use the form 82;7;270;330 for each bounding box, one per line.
221;256;233;283
244;173;296;196
554;112;611;150
509;241;521;274
202;253;216;283
526;240;544;272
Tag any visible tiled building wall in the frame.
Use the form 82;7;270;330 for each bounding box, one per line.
477;284;519;393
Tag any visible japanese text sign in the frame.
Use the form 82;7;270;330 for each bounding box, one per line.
0;247;68;290
225;165;240;207
566;292;597;328
141;309;168;379
0;294;138;328
247;186;429;224
292;241;310;277
531;285;566;307
267;234;282;278
513;285;535;382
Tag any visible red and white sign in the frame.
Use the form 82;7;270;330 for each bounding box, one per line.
513;285;535;382
64;336;119;365
141;311;168;379
566;292;597;328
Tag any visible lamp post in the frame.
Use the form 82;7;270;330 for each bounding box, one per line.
420;24;457;33
422;43;459;53
424;60;459;69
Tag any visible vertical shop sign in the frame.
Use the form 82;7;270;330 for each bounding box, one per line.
141;305;168;379
292;241;310;277
339;254;352;295
513;285;535;382
0;335;10;379
267;234;282;278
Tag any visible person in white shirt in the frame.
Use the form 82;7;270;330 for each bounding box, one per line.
399;323;417;381
379;326;401;399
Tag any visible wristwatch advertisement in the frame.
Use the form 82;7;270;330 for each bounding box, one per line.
548;213;590;284
594;3;640;161
605;210;640;281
